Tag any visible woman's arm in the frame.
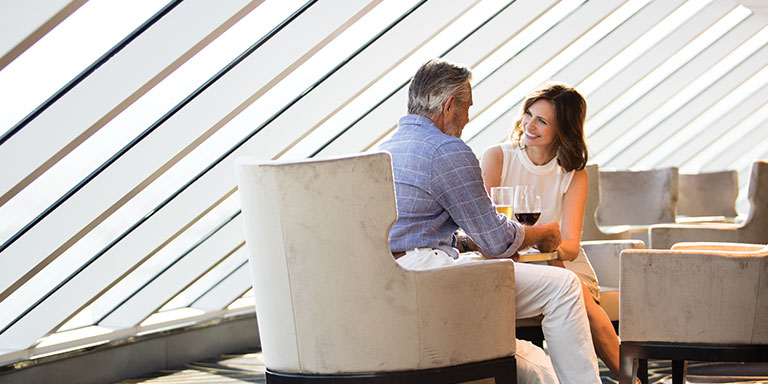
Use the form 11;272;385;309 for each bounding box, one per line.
556;168;588;262
480;144;504;195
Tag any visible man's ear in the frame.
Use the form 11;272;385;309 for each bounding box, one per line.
442;96;455;115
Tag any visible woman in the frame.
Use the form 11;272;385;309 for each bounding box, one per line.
479;82;622;377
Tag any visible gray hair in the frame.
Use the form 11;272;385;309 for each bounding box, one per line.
407;58;472;116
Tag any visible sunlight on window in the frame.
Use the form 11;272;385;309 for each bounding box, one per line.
577;1;709;137
470;0;586;83
281;0;511;160
55;194;242;331
578;0;712;103
0;0;304;246
34;325;113;349
592;7;759;166
0;0;166;134
462;0;649;140
684;99;768;172
161;246;246;311
140;307;205;327
228;289;255;310
636;61;768;169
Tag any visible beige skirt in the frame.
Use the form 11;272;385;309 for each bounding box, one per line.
563;247;600;302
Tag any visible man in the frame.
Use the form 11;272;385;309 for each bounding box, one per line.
379;58;600;383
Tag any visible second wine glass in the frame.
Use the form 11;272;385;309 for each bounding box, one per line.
514;185;541;225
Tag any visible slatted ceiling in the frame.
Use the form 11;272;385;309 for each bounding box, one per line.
58;193;242;333
1;0;768;365
670;90;768;170
190;261;252;312
607;8;764;169
0;213;241;349
313;0;533;158
685;99;768;172
97;215;244;329
160;243;247;312
0;1;163;134
709;112;768;172
0;0;264;301
323;0;580;158
0;0;240;209
587;2;729;157
652;62;768;169
629;43;768;169
251;0;430;161
292;0;539;160
613;14;768;168
0;0;84;71
0;0;357;310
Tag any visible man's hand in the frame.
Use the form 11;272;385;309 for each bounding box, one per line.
535;222;561;252
520;222;561;252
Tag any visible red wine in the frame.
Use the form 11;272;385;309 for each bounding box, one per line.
515;212;541;225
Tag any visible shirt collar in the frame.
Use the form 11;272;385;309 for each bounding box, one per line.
398;114;440;131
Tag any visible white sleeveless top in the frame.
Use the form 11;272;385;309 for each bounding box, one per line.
499;143;574;226
499;143;600;300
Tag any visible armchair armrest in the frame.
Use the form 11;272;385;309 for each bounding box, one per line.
413;259;516;368
581;240;644;288
649;223;739;249
671;242;766;252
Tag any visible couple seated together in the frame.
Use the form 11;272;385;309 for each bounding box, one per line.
380;58;619;384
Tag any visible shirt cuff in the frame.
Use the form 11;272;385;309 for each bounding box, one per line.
495;222;525;259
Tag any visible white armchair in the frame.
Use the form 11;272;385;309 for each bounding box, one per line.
649;160;768;249
618;242;768;384
235;152;518;383
596;167;678;245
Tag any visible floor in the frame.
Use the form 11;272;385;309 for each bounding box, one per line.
116;350;768;384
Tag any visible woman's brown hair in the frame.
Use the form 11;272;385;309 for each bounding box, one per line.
510;82;588;172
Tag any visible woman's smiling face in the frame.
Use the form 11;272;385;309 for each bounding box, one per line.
522;99;558;151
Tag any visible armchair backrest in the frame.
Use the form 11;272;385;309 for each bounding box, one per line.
677;170;738;218
581;164;630;240
581;164;602;241
235;152;419;373
596;167;678;226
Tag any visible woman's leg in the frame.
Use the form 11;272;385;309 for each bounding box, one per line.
581;281;620;377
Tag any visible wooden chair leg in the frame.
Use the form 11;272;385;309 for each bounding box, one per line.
672;360;687;384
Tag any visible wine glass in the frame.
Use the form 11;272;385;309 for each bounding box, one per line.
490;186;515;219
514;185;541;225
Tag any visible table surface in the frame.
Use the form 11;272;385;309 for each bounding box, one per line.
517;250;558;263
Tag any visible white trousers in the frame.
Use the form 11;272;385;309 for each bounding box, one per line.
397;249;600;384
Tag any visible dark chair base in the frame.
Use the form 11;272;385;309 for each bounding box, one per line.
619;341;768;384
265;356;517;384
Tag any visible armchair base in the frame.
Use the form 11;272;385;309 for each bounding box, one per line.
265;356;517;384
619;341;768;384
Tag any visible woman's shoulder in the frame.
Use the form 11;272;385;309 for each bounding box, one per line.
482;143;504;159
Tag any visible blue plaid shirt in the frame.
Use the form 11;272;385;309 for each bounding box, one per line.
379;114;524;259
